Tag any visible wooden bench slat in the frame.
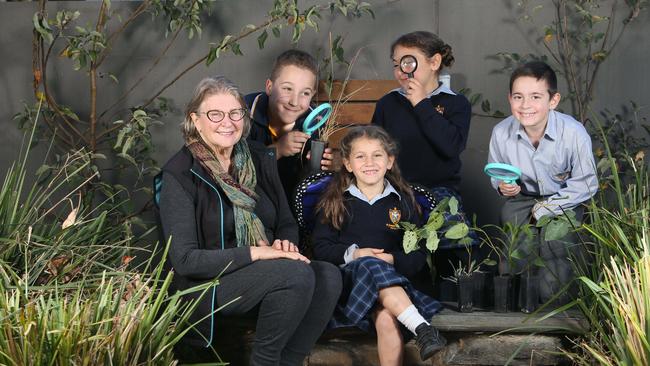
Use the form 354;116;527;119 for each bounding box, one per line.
330;103;375;125
316;79;398;102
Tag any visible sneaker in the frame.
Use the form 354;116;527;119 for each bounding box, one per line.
414;323;446;361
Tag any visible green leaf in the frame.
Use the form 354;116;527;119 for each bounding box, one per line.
426;212;444;231
444;223;469;240
484;258;498;266
511;248;523;260
206;46;218;66
272;26;281;38
536;215;552;227
399;222;417;231
481;99;491;113
469;93;482;106
544;218;570;241
402;230;419;254
532;257;546;268
425;230;439;252
449;196;459;215
257;30;268;49
35;164;51;177
231;42;243;56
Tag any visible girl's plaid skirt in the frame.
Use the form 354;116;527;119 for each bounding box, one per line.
329;257;441;332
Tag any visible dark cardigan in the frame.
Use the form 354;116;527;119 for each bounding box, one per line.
311;191;433;292
157;141;298;342
371;90;471;191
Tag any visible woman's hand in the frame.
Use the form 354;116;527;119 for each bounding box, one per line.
250;240;310;263
271;239;299;253
273;131;310;158
498;181;521;197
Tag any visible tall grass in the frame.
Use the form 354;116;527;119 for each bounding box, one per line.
566;115;650;365
0;251;215;365
0;109;223;364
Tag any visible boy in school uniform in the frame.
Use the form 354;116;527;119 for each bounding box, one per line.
487;61;598;304
245;49;333;199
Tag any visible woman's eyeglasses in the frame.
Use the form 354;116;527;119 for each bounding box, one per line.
196;108;247;123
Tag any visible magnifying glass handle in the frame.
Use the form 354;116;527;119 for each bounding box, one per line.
407;72;414;78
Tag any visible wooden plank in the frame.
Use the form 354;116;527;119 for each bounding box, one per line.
330;103;375;125
429;307;589;334
316;79;398;102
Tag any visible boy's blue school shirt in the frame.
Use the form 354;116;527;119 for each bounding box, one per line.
488;110;598;220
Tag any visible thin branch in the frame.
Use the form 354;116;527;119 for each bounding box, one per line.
585;1;627;106
95;0;150;67
141;15;283;109
90;0;109;153
98;3;191;121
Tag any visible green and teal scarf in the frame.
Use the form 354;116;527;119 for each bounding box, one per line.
187;137;268;247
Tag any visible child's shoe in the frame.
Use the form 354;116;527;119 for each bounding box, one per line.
414;323;446;361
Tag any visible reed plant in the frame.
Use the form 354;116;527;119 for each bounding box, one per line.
563;115;650;365
0;113;222;364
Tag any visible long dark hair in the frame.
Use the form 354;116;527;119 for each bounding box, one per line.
317;125;419;230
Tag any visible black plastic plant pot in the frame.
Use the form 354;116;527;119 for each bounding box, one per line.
457;273;474;313
519;274;540;314
493;275;511;313
309;140;326;173
509;274;520;311
472;271;486;309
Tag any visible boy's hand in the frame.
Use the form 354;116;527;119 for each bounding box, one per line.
404;78;427;107
498;181;521;197
273;131;310;158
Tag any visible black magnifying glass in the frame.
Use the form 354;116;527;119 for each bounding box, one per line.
399;55;418;78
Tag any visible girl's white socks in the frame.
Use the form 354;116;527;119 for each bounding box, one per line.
396;304;429;335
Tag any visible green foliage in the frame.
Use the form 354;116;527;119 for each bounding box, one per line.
399;196;471;255
26;0;375;237
0;115;226;362
561;117;650;364
477;222;537;276
494;0;647;123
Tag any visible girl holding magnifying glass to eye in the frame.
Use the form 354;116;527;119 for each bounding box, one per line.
372;31;478;309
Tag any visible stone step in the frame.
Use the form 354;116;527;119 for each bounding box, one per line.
209;307;585;365
306;333;566;366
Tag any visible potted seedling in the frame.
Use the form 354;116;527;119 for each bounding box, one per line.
479;222;537;312
307;35;365;172
403;196;484;312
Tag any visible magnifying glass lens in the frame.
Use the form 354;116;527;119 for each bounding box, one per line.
400;55;418;75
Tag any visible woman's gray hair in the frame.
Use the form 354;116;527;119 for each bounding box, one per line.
181;76;251;142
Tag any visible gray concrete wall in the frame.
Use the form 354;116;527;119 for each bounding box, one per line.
1;0;648;225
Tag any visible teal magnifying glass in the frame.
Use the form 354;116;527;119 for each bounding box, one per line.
302;103;333;137
484;162;522;184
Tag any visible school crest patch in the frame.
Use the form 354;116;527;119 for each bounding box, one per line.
435;104;445;114
386;207;401;229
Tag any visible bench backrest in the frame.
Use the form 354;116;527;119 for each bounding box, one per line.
315;79;398;147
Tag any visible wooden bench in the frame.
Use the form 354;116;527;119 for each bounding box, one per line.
315;79;399;147
205;81;587;365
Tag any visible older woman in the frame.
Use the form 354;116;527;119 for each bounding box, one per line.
157;76;341;365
